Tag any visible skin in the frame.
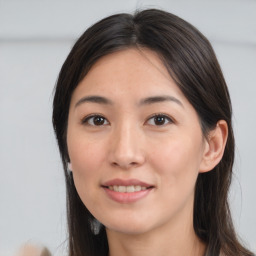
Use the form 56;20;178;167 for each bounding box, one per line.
16;244;51;256
67;48;228;256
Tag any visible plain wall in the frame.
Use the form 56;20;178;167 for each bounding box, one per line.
0;0;255;255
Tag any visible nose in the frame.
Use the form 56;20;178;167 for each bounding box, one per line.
108;123;145;170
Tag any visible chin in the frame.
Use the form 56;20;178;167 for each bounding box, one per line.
106;224;150;235
103;217;154;235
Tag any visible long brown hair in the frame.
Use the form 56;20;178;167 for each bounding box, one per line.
52;9;254;256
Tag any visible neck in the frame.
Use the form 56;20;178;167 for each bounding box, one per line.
106;215;206;256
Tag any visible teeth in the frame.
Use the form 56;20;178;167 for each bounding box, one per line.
119;186;126;193
108;185;148;193
127;186;135;193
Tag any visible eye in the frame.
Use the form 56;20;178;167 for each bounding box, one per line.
82;115;109;126
146;114;173;126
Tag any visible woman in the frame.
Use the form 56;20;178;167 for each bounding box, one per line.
52;9;254;256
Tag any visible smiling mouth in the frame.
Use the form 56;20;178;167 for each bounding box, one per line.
102;179;154;203
104;185;153;193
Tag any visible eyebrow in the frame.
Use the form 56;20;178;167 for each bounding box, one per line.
139;95;184;108
74;95;183;108
75;96;113;108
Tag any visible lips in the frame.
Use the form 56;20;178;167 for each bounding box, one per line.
102;179;154;203
103;178;153;187
102;178;154;191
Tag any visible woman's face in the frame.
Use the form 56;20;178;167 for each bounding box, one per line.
67;48;208;235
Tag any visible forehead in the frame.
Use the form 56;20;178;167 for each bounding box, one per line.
85;47;171;83
70;48;186;105
89;47;168;74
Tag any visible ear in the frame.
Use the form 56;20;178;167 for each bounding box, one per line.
199;120;228;173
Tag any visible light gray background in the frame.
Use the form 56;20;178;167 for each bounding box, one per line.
0;0;255;255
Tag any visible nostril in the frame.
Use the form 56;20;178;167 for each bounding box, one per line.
111;161;139;169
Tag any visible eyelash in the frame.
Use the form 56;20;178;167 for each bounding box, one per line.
81;113;174;127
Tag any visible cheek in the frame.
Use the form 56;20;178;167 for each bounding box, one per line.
67;133;106;192
68;127;104;167
68;141;105;213
150;136;202;190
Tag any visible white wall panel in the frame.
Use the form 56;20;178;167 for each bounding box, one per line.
213;42;256;252
0;0;137;40
1;0;256;44
136;0;256;45
0;41;73;256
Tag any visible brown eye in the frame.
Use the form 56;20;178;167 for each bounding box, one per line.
154;116;166;125
147;114;173;126
82;115;109;126
93;116;105;125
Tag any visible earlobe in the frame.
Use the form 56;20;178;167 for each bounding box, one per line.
67;162;73;172
199;120;228;173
